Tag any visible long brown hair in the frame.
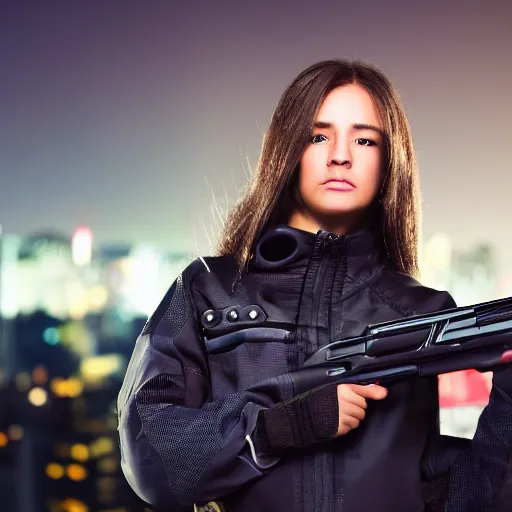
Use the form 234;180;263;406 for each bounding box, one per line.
215;59;421;277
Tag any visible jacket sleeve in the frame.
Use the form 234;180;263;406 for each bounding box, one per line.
420;292;512;511
117;260;284;510
444;384;512;511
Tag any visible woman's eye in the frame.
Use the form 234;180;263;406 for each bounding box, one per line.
355;138;377;147
311;134;327;144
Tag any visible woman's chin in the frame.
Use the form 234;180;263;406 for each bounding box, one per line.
314;207;362;219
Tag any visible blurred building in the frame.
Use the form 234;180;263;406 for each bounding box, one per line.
0;225;193;511
1;226;191;324
421;233;501;438
421;233;499;305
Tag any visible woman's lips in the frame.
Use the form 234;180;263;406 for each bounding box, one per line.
323;179;356;191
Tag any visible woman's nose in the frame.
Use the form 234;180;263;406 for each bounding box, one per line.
328;139;352;167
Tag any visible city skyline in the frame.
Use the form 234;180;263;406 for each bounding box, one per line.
3;1;512;268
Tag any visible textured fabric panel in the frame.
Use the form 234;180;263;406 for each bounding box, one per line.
138;373;185;407
447;387;512;511
117;333;150;415
251;269;306;289
157;273;189;338
424;473;449;511
118;273;188;417
208;341;290;399
137;374;247;505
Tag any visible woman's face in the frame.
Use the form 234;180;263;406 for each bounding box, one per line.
292;83;386;234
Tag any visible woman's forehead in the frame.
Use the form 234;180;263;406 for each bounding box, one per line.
316;84;381;128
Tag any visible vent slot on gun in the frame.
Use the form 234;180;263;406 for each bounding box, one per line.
366;328;432;357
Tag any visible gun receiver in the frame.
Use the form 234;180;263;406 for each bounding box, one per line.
204;296;512;395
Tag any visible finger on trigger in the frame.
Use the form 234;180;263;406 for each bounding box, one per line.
338;385;367;409
353;383;387;400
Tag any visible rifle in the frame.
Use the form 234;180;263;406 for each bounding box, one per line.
205;296;512;395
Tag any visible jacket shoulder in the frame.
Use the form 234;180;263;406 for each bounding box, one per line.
142;256;236;335
184;255;240;289
167;255;236;284
189;255;237;274
371;267;457;317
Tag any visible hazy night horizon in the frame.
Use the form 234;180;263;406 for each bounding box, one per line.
2;0;512;271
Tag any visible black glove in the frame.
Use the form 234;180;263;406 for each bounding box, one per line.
492;364;512;401
253;383;339;454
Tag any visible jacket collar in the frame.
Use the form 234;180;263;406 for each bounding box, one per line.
251;224;386;281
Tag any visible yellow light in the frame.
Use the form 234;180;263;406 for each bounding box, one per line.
0;432;8;447
66;378;84;398
68;300;88;320
28;387;48;406
87;285;108;311
46;463;65;480
50;377;83;398
70;444;89;462
61;497;88;512
66;463;88;481
89;437;114;458
80;355;122;384
51;377;66;396
7;424;23;441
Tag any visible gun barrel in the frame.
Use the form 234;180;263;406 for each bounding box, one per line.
291;344;511;394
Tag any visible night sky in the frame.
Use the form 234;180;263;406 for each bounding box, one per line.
2;1;512;272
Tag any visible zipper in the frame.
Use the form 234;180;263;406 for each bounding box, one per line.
312;232;331;353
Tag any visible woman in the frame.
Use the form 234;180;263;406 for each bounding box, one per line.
117;59;512;512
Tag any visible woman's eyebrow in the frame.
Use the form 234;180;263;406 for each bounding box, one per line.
312;121;334;129
352;123;386;137
313;121;386;138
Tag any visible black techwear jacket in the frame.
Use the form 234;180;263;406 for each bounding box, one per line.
117;225;512;512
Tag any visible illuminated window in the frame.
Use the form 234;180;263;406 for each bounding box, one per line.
66;463;88;482
70;444;89;462
89;437;114;458
60;498;88;512
7;425;23;441
46;463;65;480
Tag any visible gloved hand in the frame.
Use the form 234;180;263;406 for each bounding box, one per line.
491;349;512;400
253;383;339;454
492;364;512;401
253;382;387;454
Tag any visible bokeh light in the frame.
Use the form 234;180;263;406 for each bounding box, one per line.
66;464;88;482
46;463;65;480
28;387;48;406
